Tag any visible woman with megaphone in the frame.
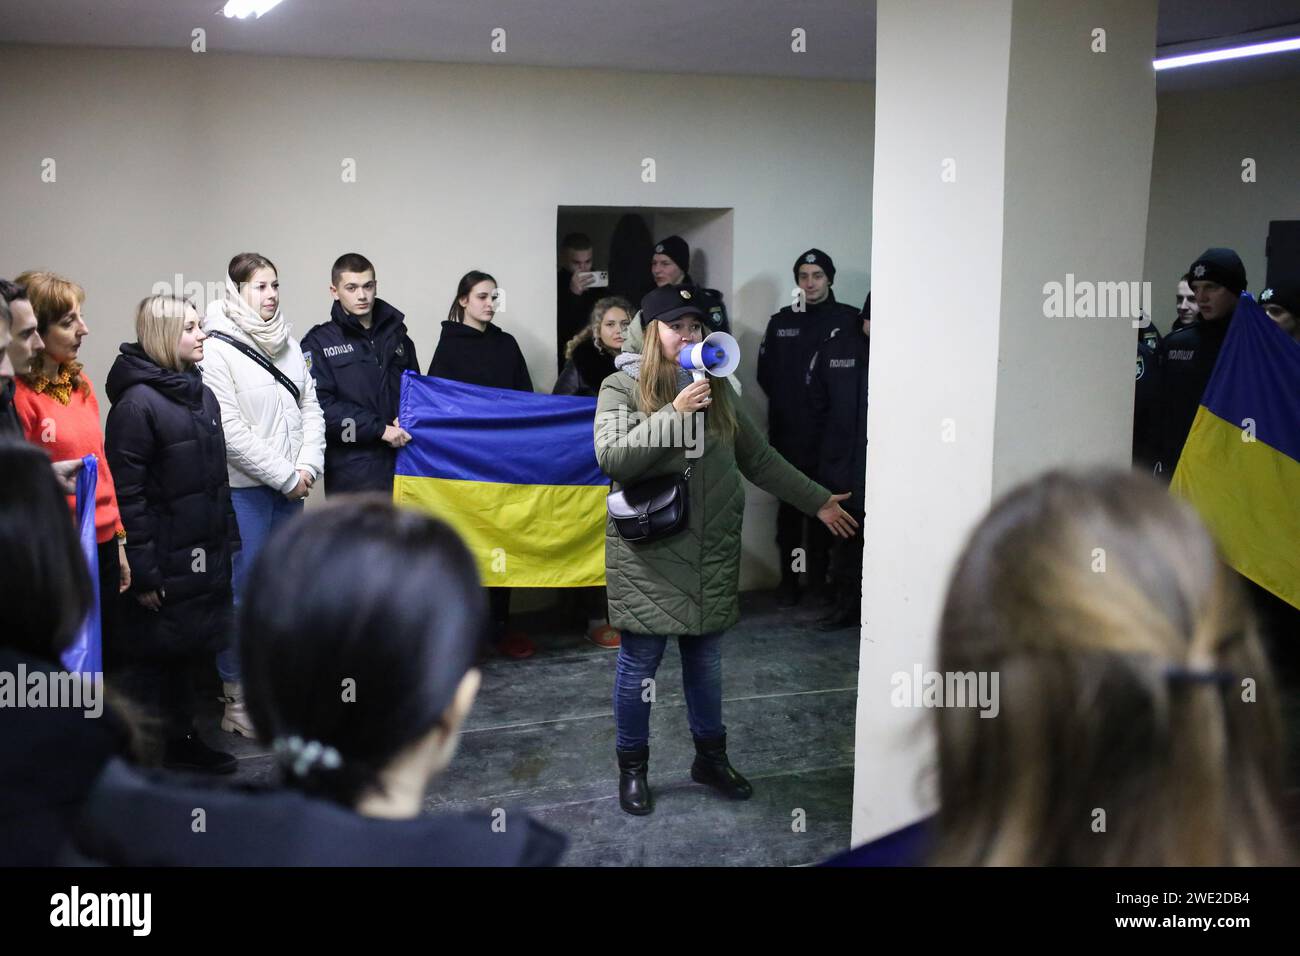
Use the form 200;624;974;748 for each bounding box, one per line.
595;284;858;816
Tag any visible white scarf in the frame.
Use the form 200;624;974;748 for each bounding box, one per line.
222;275;289;357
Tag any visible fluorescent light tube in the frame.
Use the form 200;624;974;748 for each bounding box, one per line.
222;0;284;19
1154;35;1300;71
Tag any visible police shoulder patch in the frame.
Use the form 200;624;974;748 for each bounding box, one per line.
303;351;313;371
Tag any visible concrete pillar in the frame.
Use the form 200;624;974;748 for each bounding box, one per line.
852;0;1157;845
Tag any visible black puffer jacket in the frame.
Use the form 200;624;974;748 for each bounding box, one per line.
427;320;533;392
553;338;616;398
104;344;239;660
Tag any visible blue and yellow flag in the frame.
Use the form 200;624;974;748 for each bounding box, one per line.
394;373;607;587
1171;294;1300;610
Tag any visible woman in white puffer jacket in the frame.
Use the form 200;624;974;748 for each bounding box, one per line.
199;252;325;737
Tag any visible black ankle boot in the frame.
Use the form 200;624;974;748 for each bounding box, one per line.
690;733;753;799
163;731;237;775
616;746;653;815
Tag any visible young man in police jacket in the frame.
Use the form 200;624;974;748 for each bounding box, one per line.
1153;247;1244;479
301;254;420;496
757;249;860;606
807;294;870;630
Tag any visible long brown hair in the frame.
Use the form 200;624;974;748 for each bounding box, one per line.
932;468;1290;866
637;318;737;443
14;270;87;391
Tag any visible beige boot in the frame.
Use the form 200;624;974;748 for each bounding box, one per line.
218;681;256;737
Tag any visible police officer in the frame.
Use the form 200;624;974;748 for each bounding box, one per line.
1154;247;1245;478
807;295;870;629
1261;277;1300;343
650;235;731;334
1132;332;1162;473
757;249;860;606
300;253;420;497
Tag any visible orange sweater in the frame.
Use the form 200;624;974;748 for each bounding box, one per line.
13;374;124;545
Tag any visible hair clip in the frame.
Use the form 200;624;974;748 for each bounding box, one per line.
273;735;343;777
1163;665;1235;687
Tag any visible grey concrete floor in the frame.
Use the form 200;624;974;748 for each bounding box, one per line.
201;589;862;867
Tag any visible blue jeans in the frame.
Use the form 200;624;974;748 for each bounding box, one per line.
614;631;725;750
218;486;304;682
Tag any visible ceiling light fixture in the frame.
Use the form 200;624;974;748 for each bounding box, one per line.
1154;35;1300;71
222;0;285;19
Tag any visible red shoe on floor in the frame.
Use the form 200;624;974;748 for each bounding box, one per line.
586;624;621;649
498;630;537;659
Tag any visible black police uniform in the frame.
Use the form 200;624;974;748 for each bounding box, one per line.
807;315;870;627
1138;319;1162;352
758;292;859;599
1154;315;1231;478
1132;336;1162;472
301;299;420;497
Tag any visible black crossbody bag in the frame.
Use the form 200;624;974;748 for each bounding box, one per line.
207;331;300;402
606;465;692;543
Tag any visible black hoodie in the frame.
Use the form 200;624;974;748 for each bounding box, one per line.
427;320;533;393
300;299;420;496
69;758;567;867
104;343;239;659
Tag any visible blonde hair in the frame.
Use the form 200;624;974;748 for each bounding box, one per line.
638;318;737;443
135;296;197;372
932;468;1290;866
14;270;87;390
566;296;634;361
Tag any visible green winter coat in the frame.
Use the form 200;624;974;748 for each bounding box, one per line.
595;322;830;636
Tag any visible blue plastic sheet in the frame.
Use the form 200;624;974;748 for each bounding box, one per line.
61;454;102;674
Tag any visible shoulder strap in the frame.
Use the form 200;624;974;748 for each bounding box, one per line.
208;331;300;403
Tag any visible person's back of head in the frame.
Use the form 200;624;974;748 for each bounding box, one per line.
0;441;93;663
933;468;1289;866
239;496;487;813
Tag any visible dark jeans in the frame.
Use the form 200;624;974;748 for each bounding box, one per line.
614;631;724;750
223;487;304;682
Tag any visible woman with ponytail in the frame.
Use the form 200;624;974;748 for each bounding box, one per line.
930;468;1290;866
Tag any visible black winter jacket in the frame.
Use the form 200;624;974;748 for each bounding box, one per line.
69;758;567;867
758;293;861;473
104;344;239;660
428;320;533;392
300;300;420;496
553;339;616;398
807;319;870;512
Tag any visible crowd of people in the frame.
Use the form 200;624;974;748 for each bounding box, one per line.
0;230;1294;864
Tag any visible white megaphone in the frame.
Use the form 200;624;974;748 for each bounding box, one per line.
679;330;740;383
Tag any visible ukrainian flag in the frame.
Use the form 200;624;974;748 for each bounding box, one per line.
394;373;607;588
1172;294;1300;610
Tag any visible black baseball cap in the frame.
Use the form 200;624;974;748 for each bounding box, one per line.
640;284;708;329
